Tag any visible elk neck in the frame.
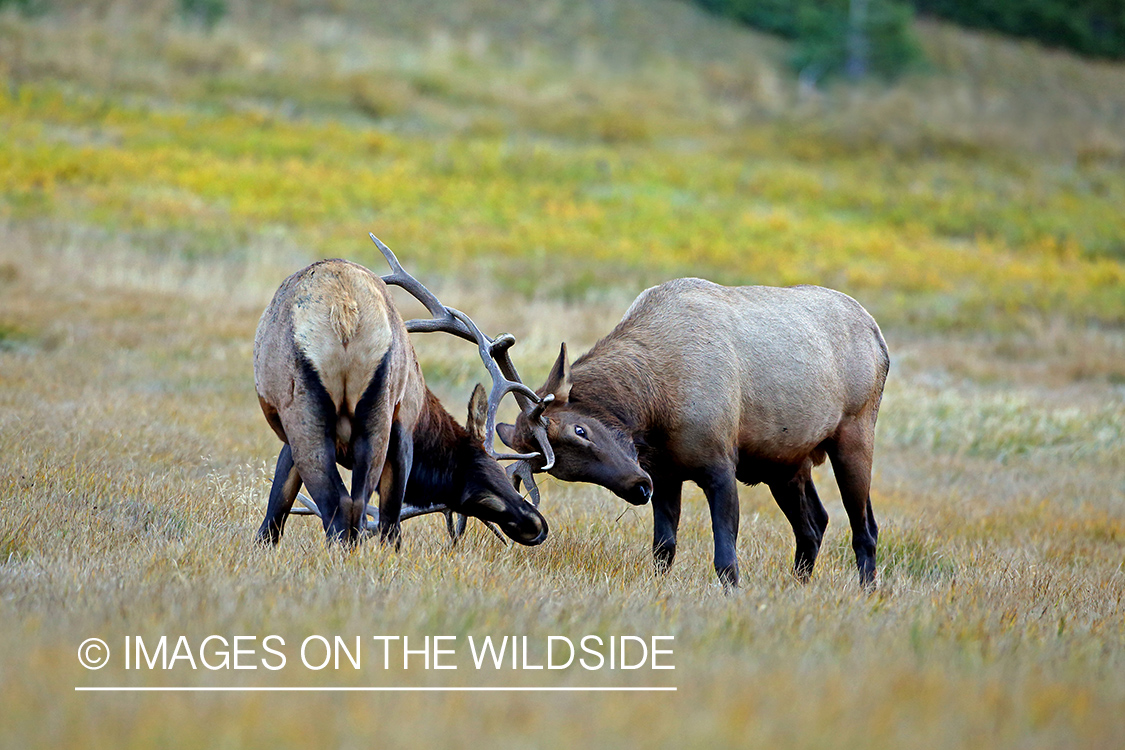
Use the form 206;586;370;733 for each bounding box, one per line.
404;389;471;509
569;336;667;438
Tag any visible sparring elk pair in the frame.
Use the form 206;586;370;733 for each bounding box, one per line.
253;237;551;548
254;239;889;589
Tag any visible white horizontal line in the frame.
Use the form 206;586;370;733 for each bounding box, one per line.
75;686;676;693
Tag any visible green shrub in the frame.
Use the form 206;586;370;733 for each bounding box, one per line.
793;0;925;80
177;0;226;30
0;0;46;16
700;0;1125;62
913;0;1125;60
698;0;804;37
695;0;925;81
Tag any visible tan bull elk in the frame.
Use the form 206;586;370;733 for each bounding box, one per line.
499;278;889;588
253;237;552;547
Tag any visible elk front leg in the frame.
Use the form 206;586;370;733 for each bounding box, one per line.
699;465;740;588
651;477;683;575
257;444;303;545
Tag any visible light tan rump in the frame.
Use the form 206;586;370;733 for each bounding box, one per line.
290;262;394;416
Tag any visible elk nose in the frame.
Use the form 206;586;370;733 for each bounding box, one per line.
624;478;653;506
527;522;549;546
510;512;548;546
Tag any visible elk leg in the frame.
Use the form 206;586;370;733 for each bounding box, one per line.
350;425;391;541
768;461;829;582
280;355;357;543
295;448;351;544
828;418;878;589
378;419;412;549
866;495;879;544
348;433;375;538
257;444;303;545
281;407;351;544
651;477;683;575
699;465;740;587
352;350;393;541
803;476;830;560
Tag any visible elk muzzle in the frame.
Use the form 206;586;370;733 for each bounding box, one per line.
499;505;549;546
467;492;549;545
621;477;653;506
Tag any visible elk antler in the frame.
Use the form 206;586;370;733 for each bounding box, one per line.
370;234;555;478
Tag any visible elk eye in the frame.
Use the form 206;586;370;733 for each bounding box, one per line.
574;425;587;438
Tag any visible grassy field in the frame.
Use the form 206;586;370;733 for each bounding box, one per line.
1;1;1123;747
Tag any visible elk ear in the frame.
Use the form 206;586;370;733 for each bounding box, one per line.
542;343;571;404
496;422;516;448
467;383;488;443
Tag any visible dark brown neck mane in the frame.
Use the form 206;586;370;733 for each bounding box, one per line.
406;389;468;509
570;334;668;437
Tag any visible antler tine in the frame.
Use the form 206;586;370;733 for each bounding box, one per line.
371;233;476;343
487;335;536;411
506;460;541;508
529;393;555;423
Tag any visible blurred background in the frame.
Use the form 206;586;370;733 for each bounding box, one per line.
2;0;1123;328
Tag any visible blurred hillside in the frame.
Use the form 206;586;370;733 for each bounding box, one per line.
5;0;1125;156
1;0;1124;327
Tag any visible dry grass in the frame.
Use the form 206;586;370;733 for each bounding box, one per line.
1;226;1123;748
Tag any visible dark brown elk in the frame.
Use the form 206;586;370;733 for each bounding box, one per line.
254;242;551;548
498;278;889;588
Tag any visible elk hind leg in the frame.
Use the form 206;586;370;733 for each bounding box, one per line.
349;423;391;540
350;351;394;540
282;403;352;544
768;460;829;582
348;434;374;538
376;419;412;549
257;443;303;545
292;448;351;544
828;418;878;589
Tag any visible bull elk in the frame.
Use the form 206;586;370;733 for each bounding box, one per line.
254;237;552;548
498;278;889;588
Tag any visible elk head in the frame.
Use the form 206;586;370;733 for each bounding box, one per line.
497;344;653;506
450;384;548;545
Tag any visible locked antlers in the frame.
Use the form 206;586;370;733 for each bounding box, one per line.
370;234;554;506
